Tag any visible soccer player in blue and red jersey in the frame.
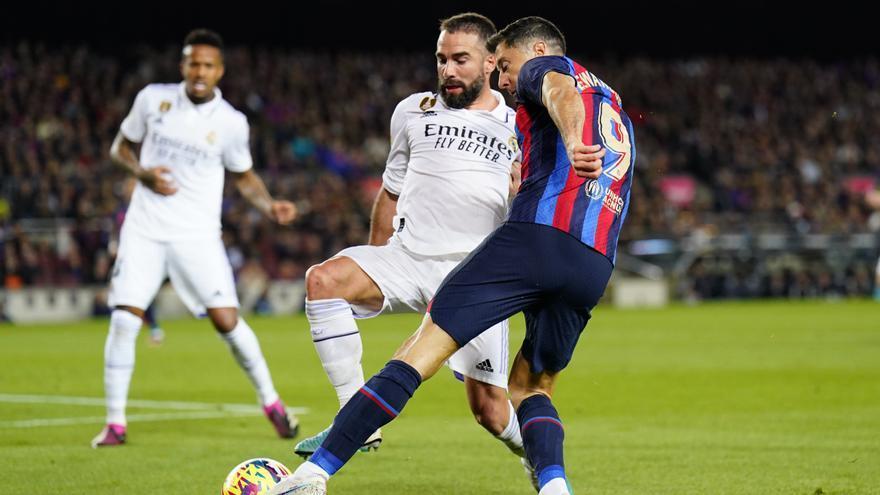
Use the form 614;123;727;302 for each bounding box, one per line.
273;16;632;495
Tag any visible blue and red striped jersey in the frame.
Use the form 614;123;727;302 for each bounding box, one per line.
508;56;635;263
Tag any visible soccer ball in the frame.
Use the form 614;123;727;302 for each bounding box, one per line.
221;458;291;495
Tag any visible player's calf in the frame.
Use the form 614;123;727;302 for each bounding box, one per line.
518;395;569;493
467;383;512;436
308;360;421;473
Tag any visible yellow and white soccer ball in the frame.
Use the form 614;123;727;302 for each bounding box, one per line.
221;458;291;495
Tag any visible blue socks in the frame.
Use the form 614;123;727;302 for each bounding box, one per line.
518;394;566;490
310;360;422;475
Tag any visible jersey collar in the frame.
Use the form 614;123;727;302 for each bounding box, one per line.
177;81;222;114
487;90;510;121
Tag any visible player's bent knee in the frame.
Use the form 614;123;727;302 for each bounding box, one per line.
115;305;146;319
208;308;238;333
305;262;345;300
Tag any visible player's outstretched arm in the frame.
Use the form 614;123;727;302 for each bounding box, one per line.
109;131;178;196
541;72;604;180
368;188;399;246
231;169;297;225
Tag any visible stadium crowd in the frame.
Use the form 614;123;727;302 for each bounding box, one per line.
1;42;878;300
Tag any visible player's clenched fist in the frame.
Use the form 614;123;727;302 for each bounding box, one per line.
567;143;605;180
271;200;298;225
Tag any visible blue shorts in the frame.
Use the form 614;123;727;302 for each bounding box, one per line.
429;222;613;373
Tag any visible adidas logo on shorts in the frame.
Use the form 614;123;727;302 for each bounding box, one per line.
475;359;494;373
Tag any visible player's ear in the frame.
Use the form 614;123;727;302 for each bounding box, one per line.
533;40;547;56
484;52;496;74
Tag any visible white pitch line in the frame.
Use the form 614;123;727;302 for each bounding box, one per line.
0;393;309;415
0;393;309;429
0;410;262;429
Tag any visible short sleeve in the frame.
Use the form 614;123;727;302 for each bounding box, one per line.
516;56;575;107
222;116;254;172
119;88;150;142
380;97;412;195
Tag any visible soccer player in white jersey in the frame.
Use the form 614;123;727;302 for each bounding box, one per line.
91;29;299;447
292;12;529;468
868;187;880;300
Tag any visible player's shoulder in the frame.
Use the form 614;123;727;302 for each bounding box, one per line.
138;83;179;99
215;98;250;129
396;91;439;114
491;89;516;120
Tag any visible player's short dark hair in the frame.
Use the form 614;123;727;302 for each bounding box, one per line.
487;16;566;54
182;28;224;52
439;12;496;44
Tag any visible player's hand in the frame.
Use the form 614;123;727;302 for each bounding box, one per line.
866;190;880;209
270;200;297;225
509;161;522;200
568;143;605;179
138;166;178;196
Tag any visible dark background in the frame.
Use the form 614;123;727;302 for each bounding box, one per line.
3;1;874;58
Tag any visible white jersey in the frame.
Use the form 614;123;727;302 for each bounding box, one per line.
119;82;253;240
382;91;518;256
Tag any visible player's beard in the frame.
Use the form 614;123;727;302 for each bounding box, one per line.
439;76;484;109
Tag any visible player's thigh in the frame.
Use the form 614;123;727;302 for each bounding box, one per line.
430;224;542;347
447;318;510;389
108;230;168;311
520;228;613;373
166;237;238;315
334;243;431;316
521;299;591;375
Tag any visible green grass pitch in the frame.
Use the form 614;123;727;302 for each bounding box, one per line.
1;300;878;494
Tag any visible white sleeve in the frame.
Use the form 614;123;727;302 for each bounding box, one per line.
223;116;254;172
119;88;150;143
381;99;411;195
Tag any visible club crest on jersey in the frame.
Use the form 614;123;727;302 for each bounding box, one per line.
585;179;624;214
419;96;437;112
585;179;604;200
206;131;217;145
159;101;172;113
507;136;519;154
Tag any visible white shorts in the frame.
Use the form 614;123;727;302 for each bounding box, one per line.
108;228;239;316
335;238;510;389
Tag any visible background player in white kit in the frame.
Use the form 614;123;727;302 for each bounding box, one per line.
92;29;299;447
868;187;880;300
293;13;528;467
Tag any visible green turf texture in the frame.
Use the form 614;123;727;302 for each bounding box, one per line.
1;300;878;494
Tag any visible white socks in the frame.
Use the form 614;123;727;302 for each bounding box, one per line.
496;400;526;457
539;477;571;495
293;460;331;481
104;309;142;425
220;318;279;406
306;298;364;409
